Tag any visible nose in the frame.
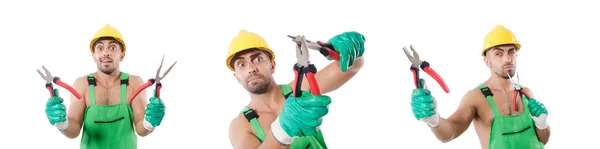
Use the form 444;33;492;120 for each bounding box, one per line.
246;62;258;74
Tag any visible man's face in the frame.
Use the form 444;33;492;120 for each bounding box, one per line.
232;49;275;94
92;39;123;75
484;44;518;79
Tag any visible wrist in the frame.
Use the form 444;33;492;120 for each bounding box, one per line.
55;119;68;131
270;116;294;145
533;114;548;130
425;113;440;128
143;119;155;131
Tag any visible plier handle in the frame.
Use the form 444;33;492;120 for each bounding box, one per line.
508;74;532;111
288;35;322;96
287;35;340;61
129;55;177;101
403;45;450;93
37;66;83;99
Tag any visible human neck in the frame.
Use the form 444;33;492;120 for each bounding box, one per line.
95;69;121;87
487;75;515;91
248;83;285;113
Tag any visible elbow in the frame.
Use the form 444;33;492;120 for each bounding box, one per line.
436;136;454;143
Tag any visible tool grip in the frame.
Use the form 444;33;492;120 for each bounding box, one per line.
291;67;303;97
411;67;420;88
155;83;162;98
317;41;340;61
54;78;83;100
420;62;450;93
129;79;155;101
513;91;518;111
306;72;321;95
46;84;54;97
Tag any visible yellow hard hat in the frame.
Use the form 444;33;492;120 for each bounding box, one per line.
482;25;521;56
89;24;126;53
225;30;275;72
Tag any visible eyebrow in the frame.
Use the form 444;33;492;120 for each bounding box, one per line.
233;52;264;64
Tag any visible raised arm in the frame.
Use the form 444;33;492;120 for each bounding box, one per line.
429;90;478;142
60;76;88;138
522;87;551;144
229;116;289;149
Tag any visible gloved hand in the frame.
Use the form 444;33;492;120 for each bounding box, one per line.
411;79;440;127
45;88;68;130
527;98;548;129
143;90;166;130
271;91;332;145
327;31;366;72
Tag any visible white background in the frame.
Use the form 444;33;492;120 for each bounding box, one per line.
1;0;598;148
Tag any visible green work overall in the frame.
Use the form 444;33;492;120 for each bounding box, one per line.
240;84;328;149
478;84;544;149
80;72;137;149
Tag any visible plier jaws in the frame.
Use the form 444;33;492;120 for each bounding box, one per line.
129;55;177;101
36;66;83;100
287;35;340;61
288;35;322;97
403;45;450;93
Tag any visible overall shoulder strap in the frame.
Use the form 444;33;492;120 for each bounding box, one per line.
279;84;293;99
241;106;266;142
119;72;130;104
86;73;96;106
478;84;500;116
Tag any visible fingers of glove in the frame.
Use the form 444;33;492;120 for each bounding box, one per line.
412;88;432;98
411;100;435;111
46;108;67;118
149;97;164;105
46;97;64;105
145;116;163;126
413;109;436;120
297;106;329;119
300;126;319;136
294;92;332;107
47;116;67;124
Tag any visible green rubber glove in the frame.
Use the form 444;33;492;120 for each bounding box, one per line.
411;79;440;127
527;98;548;129
327;31;366;72
143;90;165;130
271;91;332;145
45;88;68;130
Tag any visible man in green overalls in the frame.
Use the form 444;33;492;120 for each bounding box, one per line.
410;25;551;149
44;24;166;149
226;30;366;149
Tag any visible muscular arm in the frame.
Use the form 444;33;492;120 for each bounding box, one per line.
431;90;478;143
129;75;153;136
229;116;289;149
290;57;365;94
60;77;87;139
522;87;551;144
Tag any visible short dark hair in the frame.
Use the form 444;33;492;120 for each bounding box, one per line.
93;37;124;52
229;48;273;69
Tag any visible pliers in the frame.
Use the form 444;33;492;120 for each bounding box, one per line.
403;45;450;93
508;74;531;111
288;35;322;96
37;66;83;99
129;55;177;101
287;35;340;61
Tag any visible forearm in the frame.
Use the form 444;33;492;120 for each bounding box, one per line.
59;118;82;139
535;125;551;144
430;118;459;143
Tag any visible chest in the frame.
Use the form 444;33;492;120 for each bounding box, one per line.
477;91;526;125
248;111;278;136
85;85;133;106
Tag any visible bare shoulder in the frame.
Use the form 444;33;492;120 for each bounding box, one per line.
521;86;536;98
460;88;485;104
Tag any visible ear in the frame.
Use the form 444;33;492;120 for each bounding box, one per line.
120;53;125;61
483;57;491;68
233;72;241;84
270;60;276;74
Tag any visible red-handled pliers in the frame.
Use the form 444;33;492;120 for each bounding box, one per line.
129;55;177;101
288;35;322;96
287;35;340;61
403;45;450;93
37;66;83;99
508;74;531;111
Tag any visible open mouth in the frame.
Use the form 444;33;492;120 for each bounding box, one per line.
101;59;113;64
